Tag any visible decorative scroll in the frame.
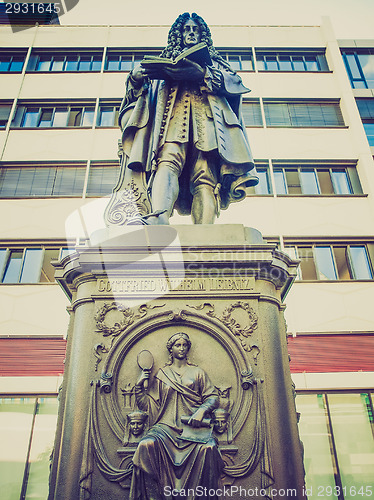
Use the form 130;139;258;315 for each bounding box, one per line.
99;373;113;394
105;178;151;226
187;301;258;351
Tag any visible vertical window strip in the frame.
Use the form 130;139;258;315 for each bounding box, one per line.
288;243;373;280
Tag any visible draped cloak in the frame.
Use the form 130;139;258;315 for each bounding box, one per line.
119;63;258;215
130;365;223;500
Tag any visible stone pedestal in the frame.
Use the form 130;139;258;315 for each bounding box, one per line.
49;224;306;500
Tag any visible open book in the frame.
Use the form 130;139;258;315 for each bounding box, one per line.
141;42;213;74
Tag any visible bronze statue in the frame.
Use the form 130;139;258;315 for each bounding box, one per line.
116;12;258;225
130;332;223;499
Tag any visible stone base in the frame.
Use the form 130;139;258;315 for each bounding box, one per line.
49;225;305;500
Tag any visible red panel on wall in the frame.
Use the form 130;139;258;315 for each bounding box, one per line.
0;338;67;377
1;335;373;377
288;334;374;373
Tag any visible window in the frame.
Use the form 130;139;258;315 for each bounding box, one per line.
0;51;26;72
219;50;254;71
27;51;103;72
97;101;121;127
86;162;120;196
297;393;374;495
256;50;328;72
12;104;95;128
0;103;12;129
342;49;374;89
0;164;87;197
356;98;374;147
246;166;271;195
105;50;159;71
242;100;263;127
284;243;373;281
263;100;345;127
272;165;362;196
0;396;58;500
0;247;72;283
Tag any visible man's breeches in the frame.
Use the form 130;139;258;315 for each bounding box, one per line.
156;142;218;195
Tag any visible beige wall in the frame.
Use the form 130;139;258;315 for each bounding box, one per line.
0;22;374;391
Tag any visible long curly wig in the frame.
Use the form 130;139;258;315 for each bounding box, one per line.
160;12;233;72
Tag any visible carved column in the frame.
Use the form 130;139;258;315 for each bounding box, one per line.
49;224;306;500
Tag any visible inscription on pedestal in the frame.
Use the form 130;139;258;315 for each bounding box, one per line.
97;277;255;294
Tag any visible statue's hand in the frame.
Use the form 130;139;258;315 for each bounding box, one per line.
136;369;151;389
163;60;205;82
188;407;206;428
131;65;146;83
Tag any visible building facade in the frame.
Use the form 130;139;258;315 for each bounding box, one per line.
0;17;373;499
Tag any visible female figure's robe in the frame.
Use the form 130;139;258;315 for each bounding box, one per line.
130;364;223;500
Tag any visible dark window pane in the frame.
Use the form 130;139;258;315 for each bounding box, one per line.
51;57;64;71
68;108;82;127
52;108;69;127
98;107;114;127
363;123;374;146
78;56;91;71
317;170;334;195
298;246;317;280
91;56;102;71
86;165;120;196
273;170;287;194
36;56;51;71
0;249;7;279
356;99;374;119
82;108;95;127
53;167;85;196
300;170;319;194
256;56;265;70
2;250;23;283
254;169;271;194
228;55;241;71
22;108;39;127
40;249;60;282
39;109;53;127
350;246;373;279
106;55;120;71
285;169;301;194
333;246;351;280
264;103;291;126
305;56;319;71
331;170;352;194
292;56;305;71
65;56;78;71
265;56;278;70
345;53;362;79
241;55;252;70
0;57;11;71
9;57;24;72
279;56;292;71
242;101;263;126
20;249;43;283
357;53;374;88
315;246;337;280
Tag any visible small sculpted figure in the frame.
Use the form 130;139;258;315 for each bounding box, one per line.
212;408;230;435
128;410;148;437
117;12;258;225
130;332;223;499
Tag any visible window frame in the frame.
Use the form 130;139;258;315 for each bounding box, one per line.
104;50;160;72
0;50;26;73
27;50;104;73
341;49;374;89
272;164;362;196
255;49;329;72
0;246;74;284
12;103;96;129
284;242;374;281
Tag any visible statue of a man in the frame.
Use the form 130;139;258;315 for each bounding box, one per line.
117;12;258;225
